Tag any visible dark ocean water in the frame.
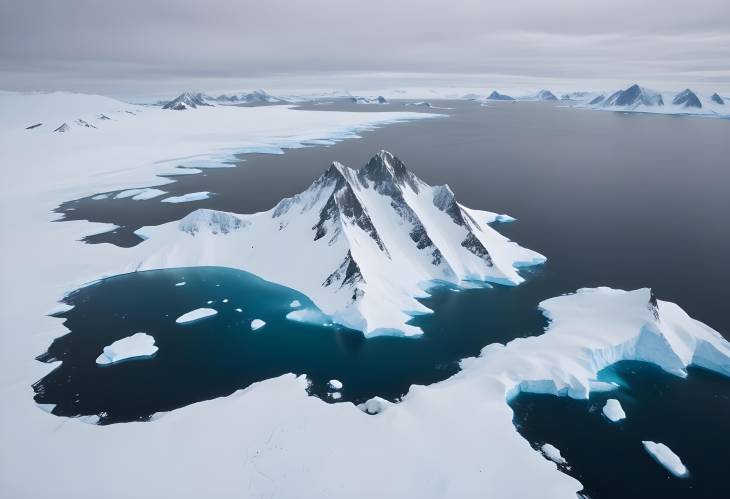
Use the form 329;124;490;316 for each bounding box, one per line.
41;100;730;498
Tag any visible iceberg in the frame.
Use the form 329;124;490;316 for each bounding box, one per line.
601;398;626;422
175;307;217;324
95;332;158;366
642;441;689;477
328;379;343;390
250;319;266;331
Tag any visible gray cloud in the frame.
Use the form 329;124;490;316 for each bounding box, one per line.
1;0;729;98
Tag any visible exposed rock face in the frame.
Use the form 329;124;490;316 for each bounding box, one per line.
672;89;702;109
711;93;725;105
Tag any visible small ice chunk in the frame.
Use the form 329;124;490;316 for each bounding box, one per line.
92;194;109;200
235;308;243;312
176;308;217;324
175;281;186;287
95;332;158;365
540;443;567;465
358;397;391;415
222;298;229;303
207;300;214;304
290;300;301;308
602;398;626;422
642;441;689;477
161;191;211;203
328;379;343;390
250;319;266;331
330;392;342;400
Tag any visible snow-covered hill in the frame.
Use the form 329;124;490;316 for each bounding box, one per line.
135;151;544;336
0;90;143;132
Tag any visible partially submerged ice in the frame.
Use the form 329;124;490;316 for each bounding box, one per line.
95;332;158;366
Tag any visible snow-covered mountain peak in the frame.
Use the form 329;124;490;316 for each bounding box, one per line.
537;90;558;101
162;92;212;110
137;151;545;336
672;89;702;108
604;84;664;107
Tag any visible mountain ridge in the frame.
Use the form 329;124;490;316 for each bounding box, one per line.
135;151;545;335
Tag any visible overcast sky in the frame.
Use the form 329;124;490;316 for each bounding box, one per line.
1;0;729;99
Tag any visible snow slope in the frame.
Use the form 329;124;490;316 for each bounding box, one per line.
133;151;545;336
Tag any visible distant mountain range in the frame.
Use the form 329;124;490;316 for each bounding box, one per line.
161;90;288;110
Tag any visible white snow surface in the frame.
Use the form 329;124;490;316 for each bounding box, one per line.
642;441;689;477
250;319;266;331
175;307;218;324
602;398;626;422
134;151;545;336
161;191;211;203
95;333;158;365
1;91;729;499
540;443;566;465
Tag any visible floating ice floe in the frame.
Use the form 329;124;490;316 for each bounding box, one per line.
95;332;158;366
602;399;626;422
540;443;567;465
328;379;343;390
161;191;211;203
250;319;266;331
115;188;166;200
642;441;689;477
290;300;301;308
174;281;186;286
175;307;217;324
